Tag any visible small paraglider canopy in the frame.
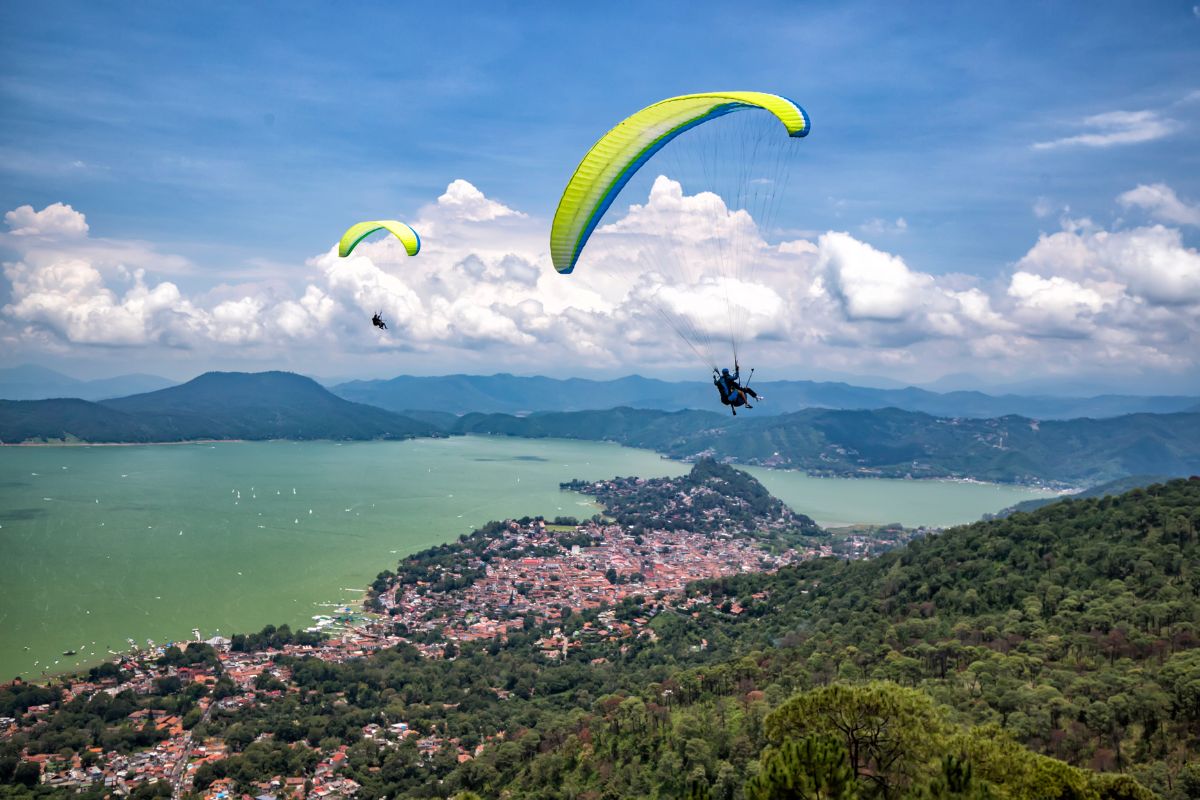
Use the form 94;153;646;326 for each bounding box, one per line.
338;220;421;258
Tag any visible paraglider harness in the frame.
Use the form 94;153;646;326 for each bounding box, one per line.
371;311;388;330
714;365;755;414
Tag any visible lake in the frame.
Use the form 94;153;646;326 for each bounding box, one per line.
0;436;1053;679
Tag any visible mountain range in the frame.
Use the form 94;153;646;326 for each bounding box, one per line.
5;364;1197;419
330;372;1199;419
3;370;1198;487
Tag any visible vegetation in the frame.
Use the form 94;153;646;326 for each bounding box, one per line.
563;458;824;540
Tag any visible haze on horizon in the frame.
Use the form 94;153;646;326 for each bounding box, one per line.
1;2;1198;395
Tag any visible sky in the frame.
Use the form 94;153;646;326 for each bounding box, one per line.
1;1;1198;393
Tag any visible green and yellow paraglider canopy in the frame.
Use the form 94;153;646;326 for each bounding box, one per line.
338;220;421;258
550;91;809;275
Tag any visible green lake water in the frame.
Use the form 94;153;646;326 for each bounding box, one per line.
0;437;1053;680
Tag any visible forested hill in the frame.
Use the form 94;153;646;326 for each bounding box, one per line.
0;371;438;443
450;406;1200;485
480;478;1200;798
669;478;1200;793
564;458;824;539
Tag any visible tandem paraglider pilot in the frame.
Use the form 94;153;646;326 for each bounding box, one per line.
714;363;760;416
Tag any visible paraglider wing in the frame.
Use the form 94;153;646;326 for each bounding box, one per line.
550;91;809;275
338;220;422;258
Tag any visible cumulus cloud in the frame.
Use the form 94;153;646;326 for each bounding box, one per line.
3;179;1198;384
434;179;523;222
3;258;197;345
600;175;759;245
1006;272;1108;337
1117;183;1200;226
1033;110;1180;150
5;202;89;237
1017;222;1200;306
817;232;932;321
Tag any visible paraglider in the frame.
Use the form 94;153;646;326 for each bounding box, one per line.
713;363;760;416
549;92;810;410
337;220;421;331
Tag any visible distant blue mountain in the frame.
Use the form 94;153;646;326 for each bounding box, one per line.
330;372;1200;420
0;364;175;401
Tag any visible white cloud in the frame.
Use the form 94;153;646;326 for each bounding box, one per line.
816;232;933;321
2;258;198;345
1017;223;1200;306
434;179;523;222
1117;183;1200;226
1032;110;1180;150
600;175;759;245
5;202;89;237
2;179;1198;385
1006;272;1108;337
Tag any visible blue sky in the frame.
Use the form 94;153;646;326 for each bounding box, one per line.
1;1;1198;392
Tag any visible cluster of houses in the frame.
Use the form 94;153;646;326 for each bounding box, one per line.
374;516;823;649
5;636;418;799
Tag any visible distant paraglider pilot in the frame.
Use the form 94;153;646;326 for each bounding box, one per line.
714;363;759;416
371;311;388;330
